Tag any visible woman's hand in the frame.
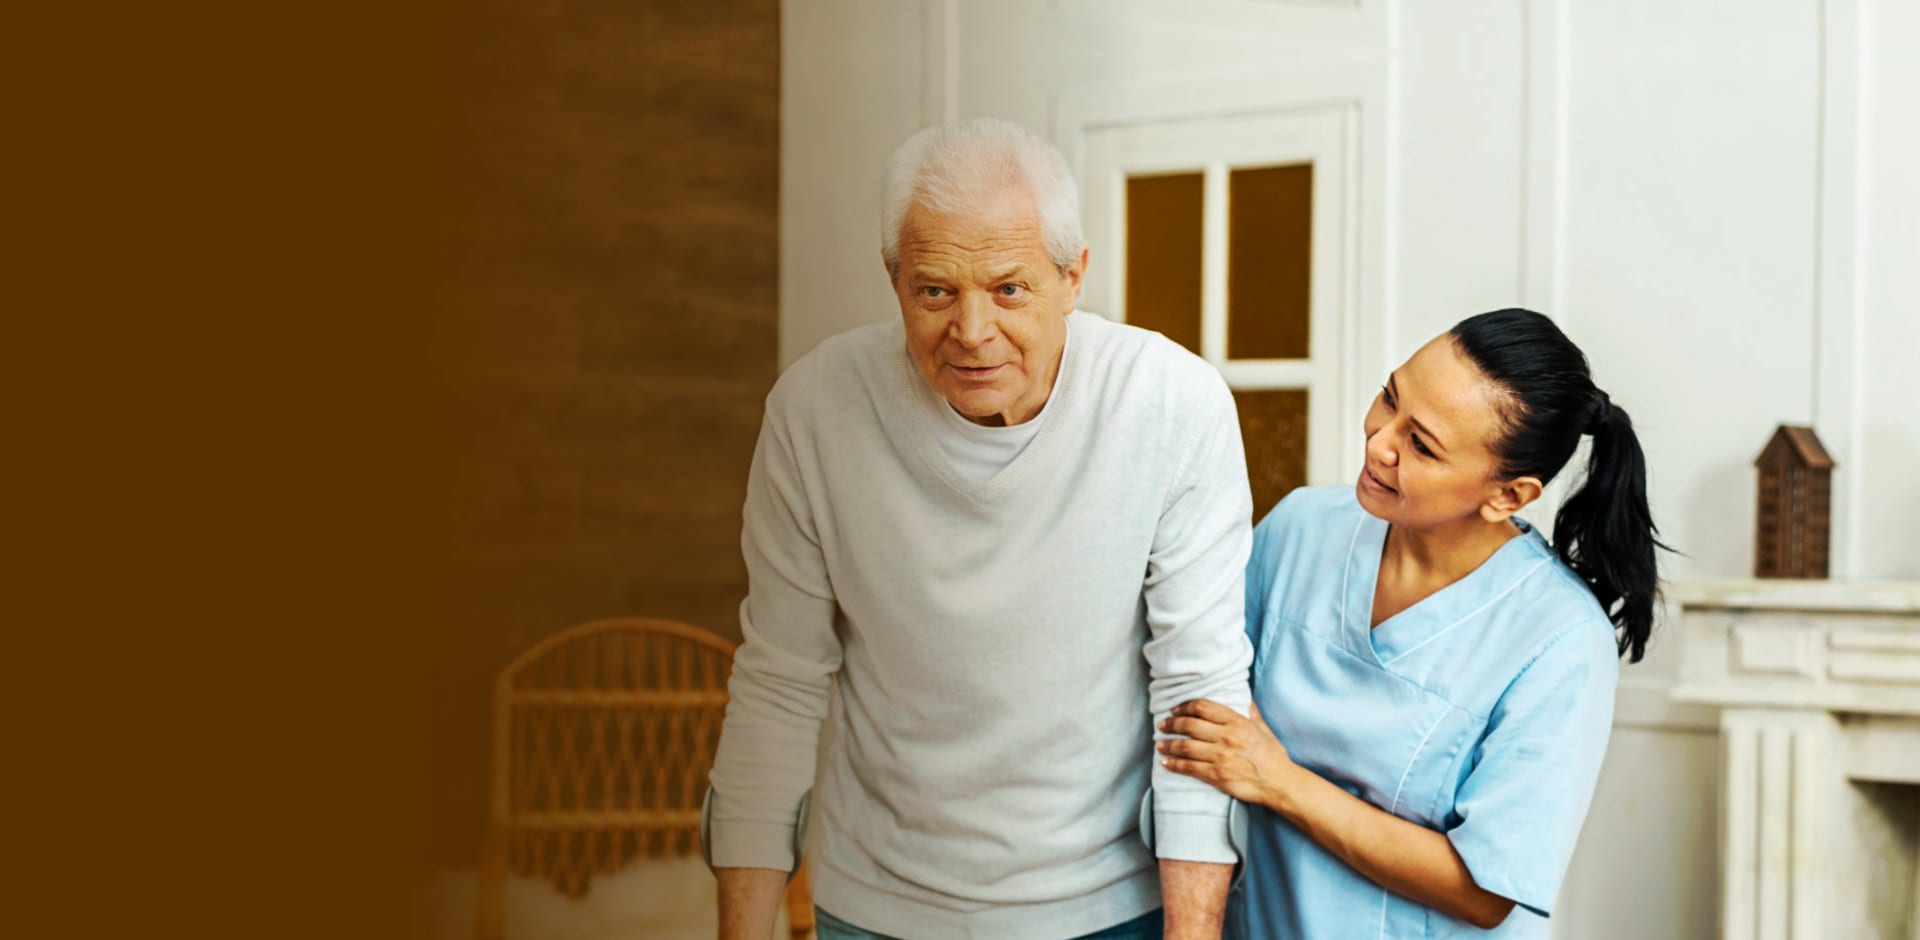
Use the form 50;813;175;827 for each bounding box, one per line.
1157;700;1297;808
1162;701;1521;929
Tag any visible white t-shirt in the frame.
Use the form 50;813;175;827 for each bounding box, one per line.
923;331;1071;481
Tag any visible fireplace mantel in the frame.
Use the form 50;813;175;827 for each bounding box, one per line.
1670;579;1920;940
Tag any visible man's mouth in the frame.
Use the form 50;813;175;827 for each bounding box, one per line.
949;363;1006;380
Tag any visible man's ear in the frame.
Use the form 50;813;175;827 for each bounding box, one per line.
1480;476;1543;524
1062;246;1089;306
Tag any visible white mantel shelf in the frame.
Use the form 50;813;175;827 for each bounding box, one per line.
1670;578;1920;717
1668;578;1920;940
1670;578;1920;613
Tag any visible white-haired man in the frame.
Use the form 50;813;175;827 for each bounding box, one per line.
705;118;1254;940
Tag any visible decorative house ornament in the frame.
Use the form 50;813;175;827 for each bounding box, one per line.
1753;425;1834;579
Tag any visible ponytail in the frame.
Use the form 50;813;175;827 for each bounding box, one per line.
1449;309;1670;663
1552;396;1664;662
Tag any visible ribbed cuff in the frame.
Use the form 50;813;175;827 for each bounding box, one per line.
700;786;810;873
1153;810;1238;865
1136;787;1244;866
708;819;797;870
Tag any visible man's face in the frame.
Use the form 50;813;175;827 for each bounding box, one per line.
890;187;1086;427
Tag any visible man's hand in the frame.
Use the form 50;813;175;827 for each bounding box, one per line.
716;867;786;940
1159;859;1232;939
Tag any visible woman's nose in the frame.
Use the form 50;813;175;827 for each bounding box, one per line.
1366;426;1398;466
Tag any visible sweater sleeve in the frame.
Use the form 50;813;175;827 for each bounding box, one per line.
705;403;843;871
1143;375;1256;864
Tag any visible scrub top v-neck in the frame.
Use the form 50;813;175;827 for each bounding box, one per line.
1231;486;1620;940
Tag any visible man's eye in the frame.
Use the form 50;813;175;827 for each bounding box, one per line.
998;284;1022;296
922;286;946;298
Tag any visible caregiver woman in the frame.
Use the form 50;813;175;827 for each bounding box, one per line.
1159;308;1664;938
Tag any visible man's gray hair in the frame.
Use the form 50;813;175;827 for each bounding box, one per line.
881;117;1086;276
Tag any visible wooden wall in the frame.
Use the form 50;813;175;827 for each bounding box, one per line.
429;0;778;867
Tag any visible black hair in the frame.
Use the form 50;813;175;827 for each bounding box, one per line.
1449;308;1668;663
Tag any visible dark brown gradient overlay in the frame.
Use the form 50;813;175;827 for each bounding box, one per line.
11;0;777;936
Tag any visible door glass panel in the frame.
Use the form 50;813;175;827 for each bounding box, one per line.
1124;172;1204;354
1233;388;1309;518
1227;163;1312;360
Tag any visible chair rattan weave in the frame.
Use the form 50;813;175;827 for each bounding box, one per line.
476;617;813;938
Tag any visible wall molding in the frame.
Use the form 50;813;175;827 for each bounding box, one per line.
1519;0;1569;322
919;0;957;127
1516;0;1575;539
1049;0;1386;48
1813;0;1865;580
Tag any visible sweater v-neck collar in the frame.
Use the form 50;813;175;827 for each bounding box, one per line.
884;313;1081;502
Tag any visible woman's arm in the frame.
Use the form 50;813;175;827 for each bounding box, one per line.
1159;701;1516;930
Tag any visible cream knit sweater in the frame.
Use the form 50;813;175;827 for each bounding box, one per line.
708;311;1254;939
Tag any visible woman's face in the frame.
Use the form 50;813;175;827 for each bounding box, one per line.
1357;336;1529;528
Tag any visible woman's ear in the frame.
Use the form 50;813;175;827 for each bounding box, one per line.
1480;476;1543;523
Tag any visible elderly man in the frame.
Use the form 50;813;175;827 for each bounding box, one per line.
705;118;1254;940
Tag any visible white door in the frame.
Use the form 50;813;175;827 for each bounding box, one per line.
1079;106;1355;512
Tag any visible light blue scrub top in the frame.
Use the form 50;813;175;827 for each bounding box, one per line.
1229;486;1619;940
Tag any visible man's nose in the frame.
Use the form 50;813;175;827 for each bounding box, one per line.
950;293;998;348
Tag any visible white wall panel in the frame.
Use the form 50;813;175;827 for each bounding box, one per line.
778;0;928;367
1390;0;1527;351
1856;0;1920;581
1561;0;1823;585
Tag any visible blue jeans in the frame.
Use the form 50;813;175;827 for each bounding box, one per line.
814;906;1164;940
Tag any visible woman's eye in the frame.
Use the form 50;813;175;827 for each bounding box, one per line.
1380;386;1395;410
1411;435;1434;458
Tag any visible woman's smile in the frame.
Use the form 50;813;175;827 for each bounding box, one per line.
1362;464;1399;495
